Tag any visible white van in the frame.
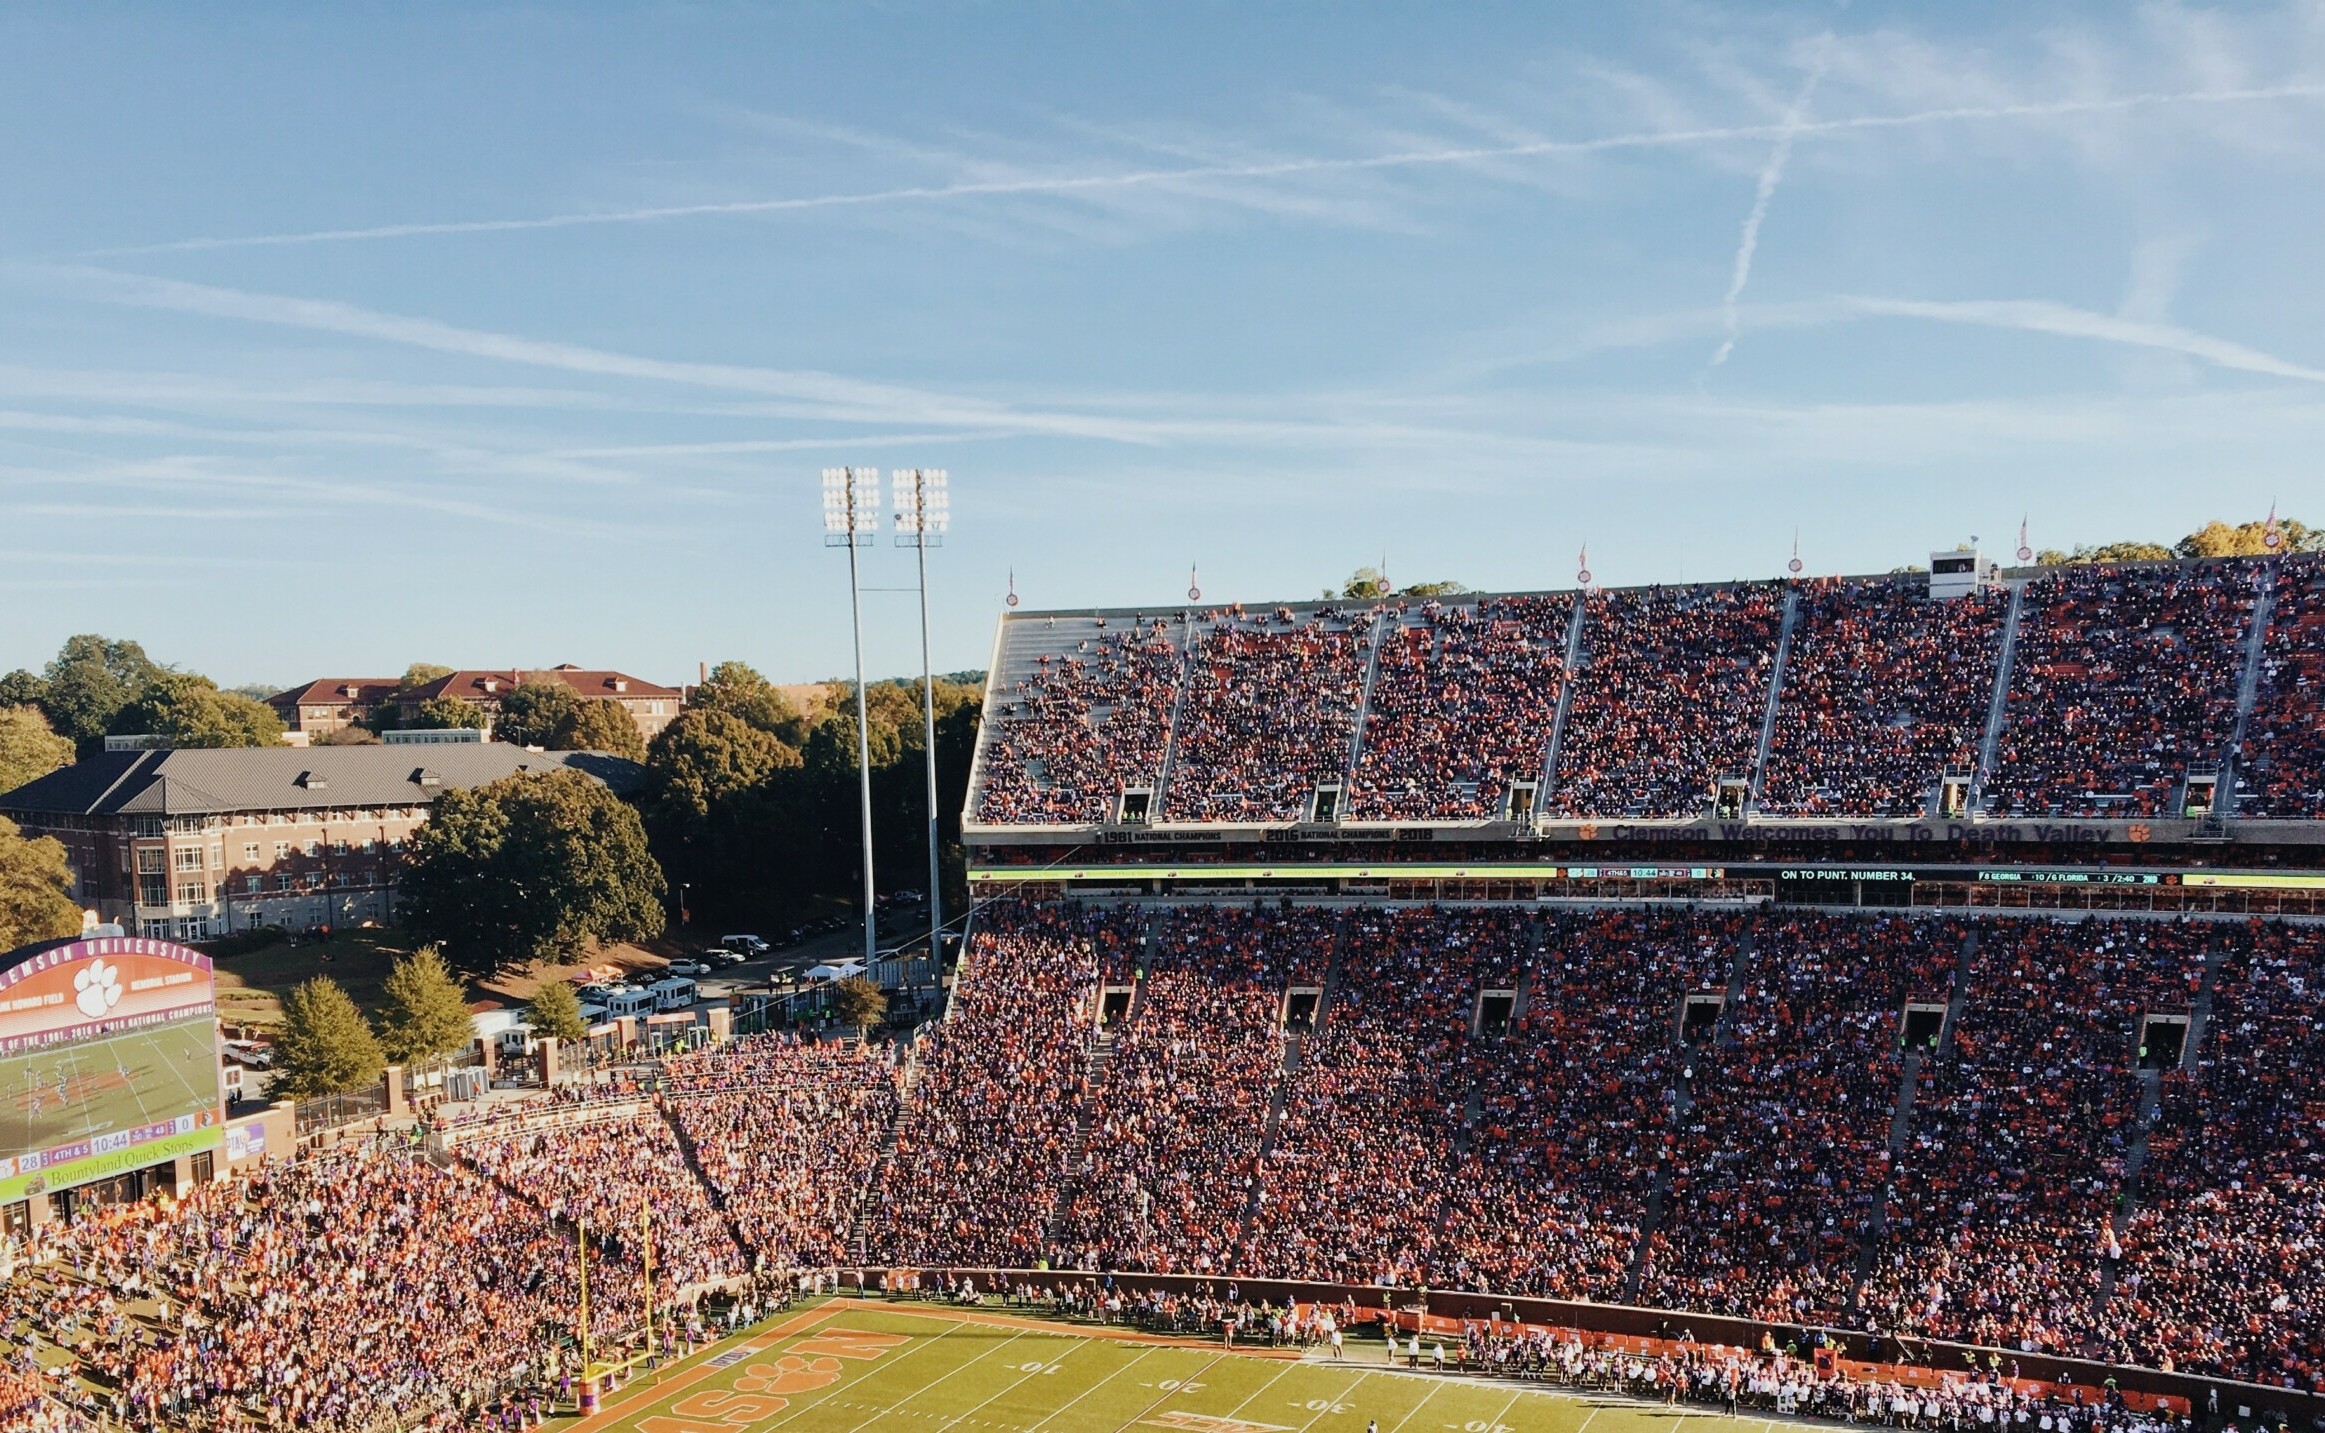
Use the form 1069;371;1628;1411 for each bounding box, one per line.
602;987;654;1019
648;976;697;1012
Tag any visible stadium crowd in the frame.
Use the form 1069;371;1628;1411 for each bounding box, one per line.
1347;595;1572;820
1759;578;2006;817
974;618;1183;824
1547;583;1784;818
10;902;2325;1427
1987;564;2257;819
2238;557;2325;819
1165;610;1375;822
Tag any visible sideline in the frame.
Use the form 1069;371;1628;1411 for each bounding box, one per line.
572;1301;842;1430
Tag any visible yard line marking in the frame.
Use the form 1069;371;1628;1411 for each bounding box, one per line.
928;1339;1091;1433
1023;1344;1160;1433
1289;1371;1372;1432
1383;1373;1447;1433
1099;1348;1232;1433
836;1327;1032;1433
1218;1351;1304;1421
751;1311;972;1433
578;1302;839;1429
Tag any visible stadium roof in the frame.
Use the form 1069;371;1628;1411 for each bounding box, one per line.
0;745;646;817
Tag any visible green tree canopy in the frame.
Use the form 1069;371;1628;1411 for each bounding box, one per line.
111;673;286;748
0;671;50;710
649;709;795;824
399;768;667;975
692;661;809;744
2178;517;2322;558
0;815;81;951
557;698;647;759
399;663;454;690
492;677;579;749
410;696;492;730
1325;567;1469;599
1402;580;1474;597
272;977;387;1097
524;978;591;1043
829;974;888;1035
43;635;163;751
313;725;382;746
0;706;75;796
373;946;476;1069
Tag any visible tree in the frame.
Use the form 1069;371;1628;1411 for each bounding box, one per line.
692;661;809;744
2037;540;2176;566
271;977;386;1097
2178;517;2322;558
525;978;592;1042
410;696;491;731
313;725;382;746
1329;566;1394;600
492;677;578;749
829;974;888;1036
43;635;162;751
1402;580;1473;597
399;768;667;975
0;816;80;951
557;699;647;759
373;946;475;1070
0;671;47;711
110;673;285;748
399;663;454;690
0;707;74;796
649;710;794;824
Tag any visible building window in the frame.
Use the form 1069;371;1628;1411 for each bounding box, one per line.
359;839;376;854
175;881;206;906
275;874;295;892
136;848;165;874
244;876;262;894
274;841;291;859
138;875;169;907
175;847;204;871
242;843;260;862
302;840;320;858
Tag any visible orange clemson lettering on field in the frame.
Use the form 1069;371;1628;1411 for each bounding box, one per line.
734;1353;844;1395
793;1329;910;1361
669;1389;789;1421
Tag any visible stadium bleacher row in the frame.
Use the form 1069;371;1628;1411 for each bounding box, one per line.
970;557;2325;824
6;902;2323;1430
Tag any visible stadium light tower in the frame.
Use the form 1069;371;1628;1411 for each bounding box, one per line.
893;468;949;973
823;466;881;968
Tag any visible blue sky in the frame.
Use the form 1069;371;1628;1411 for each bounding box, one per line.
4;2;2323;690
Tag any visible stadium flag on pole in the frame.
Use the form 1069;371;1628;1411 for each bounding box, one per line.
2265;502;2283;551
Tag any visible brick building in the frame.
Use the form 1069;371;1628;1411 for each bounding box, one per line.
0;746;645;940
395;665;682;740
265;678;400;737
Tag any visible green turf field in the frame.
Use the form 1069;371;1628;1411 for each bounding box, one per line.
1;1015;218;1154
579;1299;1753;1433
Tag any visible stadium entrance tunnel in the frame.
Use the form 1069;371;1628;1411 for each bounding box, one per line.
1901;1002;1947;1052
2139;1013;2191;1070
1680;992;1725;1045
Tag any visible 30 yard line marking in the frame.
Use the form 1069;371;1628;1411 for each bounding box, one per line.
1022;1344;1160;1433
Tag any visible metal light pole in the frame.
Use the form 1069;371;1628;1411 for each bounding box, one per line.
893;469;949;974
823;467;881;969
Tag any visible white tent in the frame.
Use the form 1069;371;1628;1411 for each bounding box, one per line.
804;959;868;982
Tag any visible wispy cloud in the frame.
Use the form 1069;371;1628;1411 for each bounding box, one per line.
78;81;2325;256
1711;37;1831;367
1833;295;2325;385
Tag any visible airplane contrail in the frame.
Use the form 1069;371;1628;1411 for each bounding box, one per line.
83;81;2325;256
1711;41;1832;367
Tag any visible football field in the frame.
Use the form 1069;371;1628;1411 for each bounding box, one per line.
578;1299;1762;1433
0;1016;218;1154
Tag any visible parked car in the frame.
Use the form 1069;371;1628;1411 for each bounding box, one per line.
719;934;769;957
665;960;709;977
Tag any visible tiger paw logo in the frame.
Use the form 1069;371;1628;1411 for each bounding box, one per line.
74;959;123;1019
1576;823;1599;841
2127;824;2152;844
734;1355;843;1395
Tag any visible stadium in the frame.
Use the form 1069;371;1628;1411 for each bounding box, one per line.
6;550;2325;1433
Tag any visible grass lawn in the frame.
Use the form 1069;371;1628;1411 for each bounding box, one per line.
575;1298;1761;1433
206;930;676;1035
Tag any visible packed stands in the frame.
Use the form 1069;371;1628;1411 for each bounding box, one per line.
1986;564;2258;818
2107;920;2325;1387
659;1034;900;1270
1162;608;1374;822
1548;583;1784;818
1639;913;1961;1325
1864;919;2212;1354
1237;907;1526;1284
1759;578;2006;816
1439;908;1736;1301
866;901;1123;1266
1048;905;1331;1273
2237;556;2325;819
1347;595;1571;820
974;618;1184;824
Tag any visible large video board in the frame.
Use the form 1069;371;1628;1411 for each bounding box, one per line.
0;936;223;1204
